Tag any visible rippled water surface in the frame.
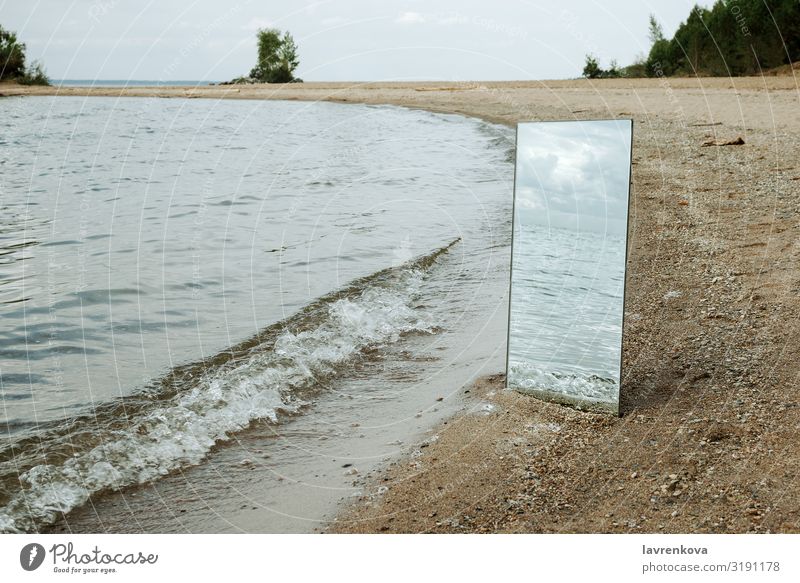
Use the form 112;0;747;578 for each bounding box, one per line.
0;96;514;532
507;226;625;406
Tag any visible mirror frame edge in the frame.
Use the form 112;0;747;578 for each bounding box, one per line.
504;118;635;418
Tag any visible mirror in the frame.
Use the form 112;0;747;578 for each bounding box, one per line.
506;120;632;414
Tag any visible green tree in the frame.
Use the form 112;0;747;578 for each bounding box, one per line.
746;0;800;72
249;28;300;83
0;25;26;80
19;59;49;85
703;1;746;76
775;0;800;68
622;53;648;77
605;59;622;78
582;54;601;79
645;39;676;76
642;14;674;77
274;32;299;83
632;0;800;78
672;5;711;74
648;14;665;45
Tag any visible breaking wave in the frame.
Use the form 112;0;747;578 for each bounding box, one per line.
0;239;459;533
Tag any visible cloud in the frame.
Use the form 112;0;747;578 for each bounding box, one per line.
514;120;632;236
241;17;274;32
395;12;425;25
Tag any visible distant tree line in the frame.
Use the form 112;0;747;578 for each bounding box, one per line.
0;25;50;85
582;55;623;79
583;0;800;78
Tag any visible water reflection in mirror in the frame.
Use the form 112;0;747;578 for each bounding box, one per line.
506;120;632;414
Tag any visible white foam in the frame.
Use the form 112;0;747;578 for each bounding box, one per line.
508;361;618;404
0;269;434;533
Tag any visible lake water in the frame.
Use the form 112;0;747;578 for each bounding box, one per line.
0;96;515;532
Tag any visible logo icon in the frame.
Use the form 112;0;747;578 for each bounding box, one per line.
20;543;46;571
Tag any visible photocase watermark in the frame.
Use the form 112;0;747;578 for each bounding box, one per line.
398;11;529;41
18;541;159;574
87;0;120;23
560;9;600;61
19;543;46;571
286;141;369;220
190;176;212;299
725;0;752;37
651;61;686;124
160;1;249;82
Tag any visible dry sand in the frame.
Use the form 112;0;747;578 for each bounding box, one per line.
6;77;800;533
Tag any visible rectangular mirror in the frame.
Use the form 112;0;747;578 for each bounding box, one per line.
506;119;632;414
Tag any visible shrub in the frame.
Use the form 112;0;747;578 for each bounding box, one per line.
18;60;50;85
582;55;601;79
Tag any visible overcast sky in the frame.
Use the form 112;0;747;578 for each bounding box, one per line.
2;0;712;81
515;120;631;236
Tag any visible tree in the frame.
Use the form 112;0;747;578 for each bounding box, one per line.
19;60;49;85
249;28;300;83
249;28;281;81
582;54;601;79
606;59;621;78
581;55;624;79
631;0;800;78
0;25;26;80
274;32;299;83
648;14;665;45
646;38;676;76
672;5;711;74
622;53;648;77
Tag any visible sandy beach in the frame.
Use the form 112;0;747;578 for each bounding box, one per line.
5;77;800;533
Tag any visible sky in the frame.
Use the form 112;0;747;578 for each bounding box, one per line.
515;120;632;236
2;0;713;82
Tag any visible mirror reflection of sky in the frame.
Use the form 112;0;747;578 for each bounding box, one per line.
515;120;631;237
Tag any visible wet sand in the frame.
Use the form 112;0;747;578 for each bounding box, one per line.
7;77;800;533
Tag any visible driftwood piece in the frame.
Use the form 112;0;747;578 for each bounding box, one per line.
701;136;745;147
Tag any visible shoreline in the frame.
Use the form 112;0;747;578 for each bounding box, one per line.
8;78;800;533
4;76;799;128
